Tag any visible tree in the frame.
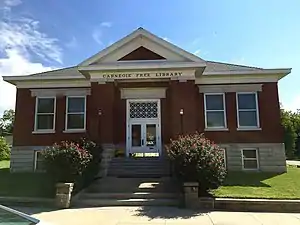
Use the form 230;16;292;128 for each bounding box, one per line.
0;109;15;136
280;108;300;158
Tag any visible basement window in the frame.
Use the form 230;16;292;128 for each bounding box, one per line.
34;151;45;172
241;148;259;170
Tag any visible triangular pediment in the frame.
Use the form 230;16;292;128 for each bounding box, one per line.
118;46;166;61
79;28;205;66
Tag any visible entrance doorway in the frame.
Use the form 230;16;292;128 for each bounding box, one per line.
126;99;161;157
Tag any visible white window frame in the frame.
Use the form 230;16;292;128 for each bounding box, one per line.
204;93;227;129
34;150;45;172
241;148;259;170
236;92;260;129
65;96;86;132
34;97;56;133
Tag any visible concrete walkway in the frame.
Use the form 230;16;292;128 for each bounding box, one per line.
15;206;300;225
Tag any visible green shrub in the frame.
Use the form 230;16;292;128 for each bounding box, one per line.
42;141;93;182
0;136;10;160
166;133;227;194
73;138;103;191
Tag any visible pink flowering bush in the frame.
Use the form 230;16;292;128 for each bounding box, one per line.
166;133;227;194
42;141;93;182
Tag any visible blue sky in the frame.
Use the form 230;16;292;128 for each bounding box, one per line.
0;0;299;113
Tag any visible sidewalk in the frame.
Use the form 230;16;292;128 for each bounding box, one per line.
16;206;300;225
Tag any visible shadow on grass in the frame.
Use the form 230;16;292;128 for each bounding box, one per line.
222;171;281;187
133;206;205;219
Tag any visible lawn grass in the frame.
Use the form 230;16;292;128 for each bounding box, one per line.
0;160;55;198
212;166;300;199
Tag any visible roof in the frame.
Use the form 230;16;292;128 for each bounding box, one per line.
24;66;84;79
79;27;206;66
204;61;264;73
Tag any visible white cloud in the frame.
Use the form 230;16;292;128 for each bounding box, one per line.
100;22;112;28
0;49;54;113
3;0;22;7
92;29;103;45
65;36;78;49
0;18;63;63
0;3;62;114
193;49;201;56
92;22;113;45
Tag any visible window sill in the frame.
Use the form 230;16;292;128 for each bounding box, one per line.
63;129;86;133
204;128;229;131
32;130;55;134
242;168;259;171
237;127;262;131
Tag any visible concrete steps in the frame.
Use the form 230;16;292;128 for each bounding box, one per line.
75;198;179;207
107;157;171;177
72;177;181;207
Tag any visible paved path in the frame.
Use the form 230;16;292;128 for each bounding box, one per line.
14;206;300;225
287;160;300;166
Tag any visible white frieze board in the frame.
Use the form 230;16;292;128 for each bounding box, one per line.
31;88;91;97
121;88;167;99
198;84;263;93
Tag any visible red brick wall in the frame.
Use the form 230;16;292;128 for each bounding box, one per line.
198;83;283;143
13;89;89;146
13;82;283;147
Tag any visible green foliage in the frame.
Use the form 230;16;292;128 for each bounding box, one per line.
166;132;227;194
42;140;93;182
73;138;103;192
0;136;10;160
0;109;14;136
280;108;300;158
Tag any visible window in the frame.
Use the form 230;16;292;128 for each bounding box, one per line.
237;93;259;128
34;151;45;172
204;93;226;128
242;149;259;170
65;96;86;130
35;97;56;131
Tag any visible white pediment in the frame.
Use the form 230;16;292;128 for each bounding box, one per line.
79;28;206;66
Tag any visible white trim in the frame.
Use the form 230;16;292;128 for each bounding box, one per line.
79;28;206;66
203;68;291;75
63;129;86;133
31;88;91;97
195;73;290;84
198;84;263;93
241;148;259;170
126;99;161;157
237;127;262;131
79;62;204;71
204;93;227;129
32;130;55;134
34;96;56;132
15;80;91;89
121;88;167;99
65;96;87;131
205;128;229;131
236;92;260;129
